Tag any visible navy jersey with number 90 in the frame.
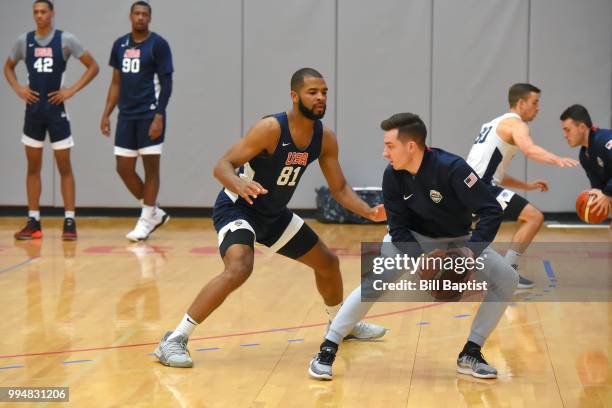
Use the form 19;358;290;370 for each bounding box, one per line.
109;32;173;119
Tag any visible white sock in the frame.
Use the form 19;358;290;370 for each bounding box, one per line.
28;210;40;221
139;198;144;207
326;303;342;321
505;249;522;270
65;211;75;219
141;205;155;219
168;313;198;340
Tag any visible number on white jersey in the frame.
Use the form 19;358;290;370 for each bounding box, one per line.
474;126;492;144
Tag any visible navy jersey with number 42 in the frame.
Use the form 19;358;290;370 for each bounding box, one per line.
109;32;173;119
224;112;323;217
25;30;67;121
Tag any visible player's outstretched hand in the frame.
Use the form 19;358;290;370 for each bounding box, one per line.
527;179;549;192
589;189;611;216
367;204;386;222
100;116;111;137
555;157;579;168
149;114;164;140
235;180;268;205
17;85;39;104
48;87;74;104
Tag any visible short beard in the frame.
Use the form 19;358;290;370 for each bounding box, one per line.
298;97;325;120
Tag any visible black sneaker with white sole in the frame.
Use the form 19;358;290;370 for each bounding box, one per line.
308;347;336;380
457;348;497;379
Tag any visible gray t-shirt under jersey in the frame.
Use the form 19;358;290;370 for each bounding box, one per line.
9;29;85;63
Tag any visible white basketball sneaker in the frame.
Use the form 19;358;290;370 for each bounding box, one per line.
154;331;193;368
126;207;170;242
325;320;388;341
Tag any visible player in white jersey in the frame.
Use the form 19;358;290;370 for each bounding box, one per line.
466;83;578;288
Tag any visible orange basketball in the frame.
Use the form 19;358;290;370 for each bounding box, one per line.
576;191;609;224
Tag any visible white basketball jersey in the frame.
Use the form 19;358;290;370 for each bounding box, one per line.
466;112;520;185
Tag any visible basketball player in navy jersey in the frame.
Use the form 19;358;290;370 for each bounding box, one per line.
100;1;173;241
4;0;99;240
309;113;517;380
466;84;578;288
560;104;612;218
155;68;387;368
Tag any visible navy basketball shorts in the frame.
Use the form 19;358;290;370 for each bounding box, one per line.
488;185;529;220
22;115;73;150
212;190;319;259
114;117;165;157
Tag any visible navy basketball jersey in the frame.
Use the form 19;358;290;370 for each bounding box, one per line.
109;32;173;119
25;30;67;120
225;112;323;216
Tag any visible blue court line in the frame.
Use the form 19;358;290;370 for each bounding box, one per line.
287;339;304;342
63;359;93;364
240;343;259;347
453;314;471;318
543;260;556;280
0;365;24;370
416;322;430;325
196;347;221;352
0;258;35;275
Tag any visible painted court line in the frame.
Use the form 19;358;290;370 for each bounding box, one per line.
0;258;36;275
546;224;608;229
543;260;556;281
0;303;444;360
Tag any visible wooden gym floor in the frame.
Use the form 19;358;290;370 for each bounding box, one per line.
0;217;610;407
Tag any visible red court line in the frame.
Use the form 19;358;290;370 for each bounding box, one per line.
0;302;444;360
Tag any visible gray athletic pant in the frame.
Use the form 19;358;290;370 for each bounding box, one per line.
326;232;519;347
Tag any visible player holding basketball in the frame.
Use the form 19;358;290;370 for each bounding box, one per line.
101;1;173;241
155;68;387;368
309;112;518;380
4;0;99;240
560;104;612;217
466;83;578;288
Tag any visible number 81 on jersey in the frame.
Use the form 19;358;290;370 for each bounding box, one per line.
276;166;301;186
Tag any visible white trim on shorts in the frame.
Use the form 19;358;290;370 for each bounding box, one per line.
216;213;305;255
217;219;256;247
21;134;74;150
21;134;44;148
139;144;163;155
266;213;304;253
494;188;516;211
52;136;74;150
114;143;163;157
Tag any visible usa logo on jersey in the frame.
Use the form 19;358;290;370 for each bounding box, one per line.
34;48;53;57
286;152;308;166
124;49;141;58
606;139;612;150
